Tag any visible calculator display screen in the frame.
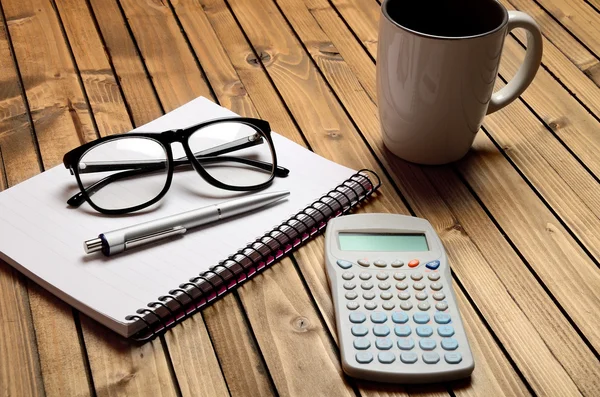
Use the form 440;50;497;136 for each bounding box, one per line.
338;233;429;252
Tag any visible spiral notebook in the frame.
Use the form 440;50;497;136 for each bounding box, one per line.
0;97;380;340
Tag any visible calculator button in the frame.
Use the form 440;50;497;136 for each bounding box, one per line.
393;272;406;280
374;259;387;268
398;292;411;300
357;259;370;267
363;291;376;300
370;312;387;323
356;351;373;364
378;351;396;364
411;273;423;281
436;302;449;311
378;282;391;290
433;292;445;301
441;338;459;350
396;282;408;290
419;338;436;350
336;259;353;269
391;260;404;268
418;302;431;311
376;272;389;280
445;352;462;364
425;260;440;270
394;325;411;337
353;337;370;350
365;301;378;310
361;282;374;290
380;292;393;300
349;312;366;323
413;282;426;290
416;325;433;337
392;312;408;324
434;313;451;324
397;338;415;350
400;352;418;364
400;301;413;310
430;282;443;291
343;282;356;290
408;259;420;268
415;292;428;300
376;337;393;350
428;272;441;281
413;313;430;324
359;272;371;280
351;325;368;336
373;325;390;336
422;352;440;364
382;302;395;311
347;302;359;310
438;325;455;337
345;291;358;300
342;272;354;280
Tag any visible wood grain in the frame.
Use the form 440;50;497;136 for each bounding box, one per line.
504;0;600;82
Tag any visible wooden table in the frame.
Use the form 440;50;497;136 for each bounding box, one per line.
1;0;599;395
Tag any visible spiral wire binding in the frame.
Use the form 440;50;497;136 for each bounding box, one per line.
128;169;381;341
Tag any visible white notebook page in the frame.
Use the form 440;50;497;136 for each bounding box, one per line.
0;97;354;336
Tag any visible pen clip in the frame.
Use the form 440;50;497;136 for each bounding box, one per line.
125;226;187;250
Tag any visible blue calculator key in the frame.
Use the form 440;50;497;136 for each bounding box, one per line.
438;325;455;337
434;312;451;324
392;311;408;324
378;351;396;364
356;351;373;364
416;325;433;337
422;352;440;364
397;337;415;350
419;338;436;350
413;313;430;324
349;312;366;323
400;352;418;364
425;260;440;270
353;337;371;350
441;338;459;350
445;352;463;364
373;325;390;336
337;259;353;269
351;325;369;336
394;325;411;337
376;337;393;350
371;312;387;323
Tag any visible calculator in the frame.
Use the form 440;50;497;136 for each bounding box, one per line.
325;214;474;383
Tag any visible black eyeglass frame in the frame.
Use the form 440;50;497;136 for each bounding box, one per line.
63;117;287;215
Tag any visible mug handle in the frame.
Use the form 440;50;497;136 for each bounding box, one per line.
487;11;543;114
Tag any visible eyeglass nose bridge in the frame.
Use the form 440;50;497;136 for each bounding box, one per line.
163;128;187;142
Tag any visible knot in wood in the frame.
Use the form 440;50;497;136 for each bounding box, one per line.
225;81;247;97
246;51;272;67
318;43;342;60
291;316;310;332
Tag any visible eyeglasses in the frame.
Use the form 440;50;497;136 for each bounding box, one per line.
63;117;289;215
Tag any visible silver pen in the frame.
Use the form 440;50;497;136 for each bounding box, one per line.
84;191;290;256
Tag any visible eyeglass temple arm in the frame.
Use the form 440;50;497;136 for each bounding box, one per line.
67;155;289;207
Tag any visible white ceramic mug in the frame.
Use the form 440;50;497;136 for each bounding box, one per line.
377;0;543;164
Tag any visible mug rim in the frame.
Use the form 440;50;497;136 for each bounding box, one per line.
380;0;509;41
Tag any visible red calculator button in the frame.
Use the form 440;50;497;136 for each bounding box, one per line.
408;259;420;268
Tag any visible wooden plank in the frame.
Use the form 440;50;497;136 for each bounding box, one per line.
86;0;162;127
201;296;277;397
258;0;598;394
533;0;600;59
497;36;600;178
53;0;131;137
87;2;273;396
503;0;600;83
